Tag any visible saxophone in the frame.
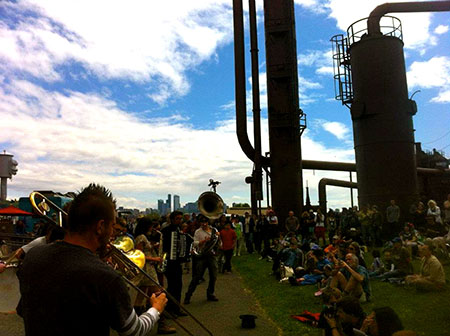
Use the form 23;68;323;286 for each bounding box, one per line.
155;230;167;273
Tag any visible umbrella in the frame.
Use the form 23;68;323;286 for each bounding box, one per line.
0;206;34;216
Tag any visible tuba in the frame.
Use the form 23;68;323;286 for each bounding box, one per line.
192;191;224;257
197;191;224;220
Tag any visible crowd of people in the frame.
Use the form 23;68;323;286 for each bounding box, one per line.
1;188;449;336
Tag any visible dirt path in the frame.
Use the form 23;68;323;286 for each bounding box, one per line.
0;266;279;336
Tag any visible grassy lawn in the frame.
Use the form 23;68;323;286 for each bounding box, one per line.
233;253;450;336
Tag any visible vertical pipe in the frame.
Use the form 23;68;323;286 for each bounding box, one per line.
1;177;7;201
349;172;354;208
249;0;263;202
232;0;257;162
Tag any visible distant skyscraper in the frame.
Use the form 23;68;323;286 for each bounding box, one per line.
183;202;199;214
157;199;164;214
174;195;180;211
167;194;172;213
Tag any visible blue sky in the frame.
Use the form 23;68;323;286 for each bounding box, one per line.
1;0;449;211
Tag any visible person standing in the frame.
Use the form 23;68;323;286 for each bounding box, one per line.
285;210;300;235
232;215;243;256
443;193;450;227
386;199;401;239
243;212;255;254
268;210;279;240
427;200;442;225
184;214;220;304
161;210;187;317
219;221;237;273
315;209;326;246
134;218;175;334
17;183;167;336
370;205;383;247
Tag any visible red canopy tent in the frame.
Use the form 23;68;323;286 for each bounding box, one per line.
0;206;34;216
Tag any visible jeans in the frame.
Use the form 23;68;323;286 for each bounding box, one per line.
186;255;218;298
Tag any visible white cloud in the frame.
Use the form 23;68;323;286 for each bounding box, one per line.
294;0;327;14
298;50;334;76
321;121;351;140
407;56;450;103
0;0;233;103
434;25;449;35
325;0;436;50
1;79;355;209
431;90;450;103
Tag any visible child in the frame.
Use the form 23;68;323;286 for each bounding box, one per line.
368;249;384;277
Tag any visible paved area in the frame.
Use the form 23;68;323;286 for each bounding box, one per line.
0;267;280;336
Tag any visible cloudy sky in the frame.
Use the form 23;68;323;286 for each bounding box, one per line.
1;0;449;211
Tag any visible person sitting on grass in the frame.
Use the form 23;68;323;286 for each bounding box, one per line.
347;242;367;269
405;244;446;291
318;287;342;336
323;296;366;336
374;238;412;281
279;238;304;270
368;250;384;277
295;248;331;285
399;223;418;257
339;253;371;302
358;306;404;336
316;261;348;296
325;235;342;258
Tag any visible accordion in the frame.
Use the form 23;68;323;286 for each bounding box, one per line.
169;231;189;261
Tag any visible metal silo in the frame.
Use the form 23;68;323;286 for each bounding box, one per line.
349;20;418;212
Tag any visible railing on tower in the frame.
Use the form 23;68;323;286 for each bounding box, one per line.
331;16;403;109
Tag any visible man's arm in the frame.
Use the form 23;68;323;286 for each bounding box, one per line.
340;261;364;282
112;275;167;336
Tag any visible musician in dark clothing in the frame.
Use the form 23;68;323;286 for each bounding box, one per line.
184;214;221;304
17;183;167;336
161;210;187;317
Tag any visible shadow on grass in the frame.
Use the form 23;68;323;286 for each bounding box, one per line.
233;253;450;336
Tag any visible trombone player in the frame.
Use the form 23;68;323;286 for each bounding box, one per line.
17;183;167;336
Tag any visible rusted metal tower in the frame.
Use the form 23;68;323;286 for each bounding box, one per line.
331;1;450;219
232;0;303;224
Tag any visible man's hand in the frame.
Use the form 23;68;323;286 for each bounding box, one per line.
0;262;6;273
338;260;349;269
323;314;337;329
150;292;168;314
361;312;376;333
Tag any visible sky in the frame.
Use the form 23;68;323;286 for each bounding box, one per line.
1;0;449;211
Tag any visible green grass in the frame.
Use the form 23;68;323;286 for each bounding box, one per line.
233;253;450;336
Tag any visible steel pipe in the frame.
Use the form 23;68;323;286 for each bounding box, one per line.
368;1;450;35
318;178;358;215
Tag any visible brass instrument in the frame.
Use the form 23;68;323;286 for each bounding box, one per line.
29;191;67;227
155;230;167;273
197;191;224;220
193;191;223;256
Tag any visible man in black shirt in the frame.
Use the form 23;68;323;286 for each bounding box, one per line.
17;183;167;336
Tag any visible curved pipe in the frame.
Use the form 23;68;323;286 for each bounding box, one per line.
368;1;450;35
232;0;269;167
318;178;358;215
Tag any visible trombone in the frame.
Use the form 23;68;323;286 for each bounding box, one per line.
29;191;214;336
29;191;67;227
